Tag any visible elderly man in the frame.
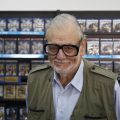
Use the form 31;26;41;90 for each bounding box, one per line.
27;13;120;120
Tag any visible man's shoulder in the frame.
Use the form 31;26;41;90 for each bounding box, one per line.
84;59;117;80
29;64;51;75
91;65;117;80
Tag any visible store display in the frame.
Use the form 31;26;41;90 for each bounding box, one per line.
0;11;120;120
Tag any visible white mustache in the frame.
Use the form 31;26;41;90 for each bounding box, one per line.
54;60;68;64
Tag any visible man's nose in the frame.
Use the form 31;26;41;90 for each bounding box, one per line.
56;49;66;59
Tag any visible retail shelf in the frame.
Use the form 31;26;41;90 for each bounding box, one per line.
84;55;117;59
0;54;45;59
0;31;44;36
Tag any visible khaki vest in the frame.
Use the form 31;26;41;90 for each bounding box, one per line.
27;59;117;120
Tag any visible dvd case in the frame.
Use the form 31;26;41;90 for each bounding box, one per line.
0;105;5;120
77;19;86;32
45;18;52;32
87;38;99;55
100;38;113;55
31;37;43;54
113;38;120;55
16;85;27;99
0;86;3;98
33;18;44;32
18;62;30;76
19;107;27;120
0;60;4;83
4;85;16;99
7;18;19;32
20;18;32;32
100;19;112;33
18;38;30;54
113;19;120;32
0;18;7;32
5;106;18;120
0;38;4;54
86;19;98;32
4;38;17;54
5;60;17;76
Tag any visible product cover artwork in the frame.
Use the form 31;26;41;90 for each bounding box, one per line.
100;19;112;33
0;106;5;120
18;63;30;76
100;39;113;55
0;38;4;54
31;38;43;54
4;85;16;99
33;18;44;32
5;106;17;120
21;18;32;32
18;38;30;54
0;19;7;32
19;107;27;120
16;85;26;99
77;19;86;32
86;19;98;32
4;38;17;54
7;18;19;32
113;19;120;32
87;38;99;55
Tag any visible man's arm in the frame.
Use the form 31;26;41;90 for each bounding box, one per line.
115;80;120;120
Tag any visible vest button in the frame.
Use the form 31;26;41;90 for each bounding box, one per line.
92;66;95;70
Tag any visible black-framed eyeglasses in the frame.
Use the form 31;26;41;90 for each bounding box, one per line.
44;44;80;57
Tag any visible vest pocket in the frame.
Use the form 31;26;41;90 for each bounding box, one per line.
28;107;46;120
84;115;107;120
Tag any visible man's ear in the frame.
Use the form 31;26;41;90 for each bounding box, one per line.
80;39;87;56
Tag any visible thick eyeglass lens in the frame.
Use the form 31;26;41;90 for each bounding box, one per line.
45;44;58;55
44;44;79;56
63;45;78;56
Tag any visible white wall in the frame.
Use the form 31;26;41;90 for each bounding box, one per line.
0;0;120;11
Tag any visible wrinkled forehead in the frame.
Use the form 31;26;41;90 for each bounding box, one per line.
46;30;81;45
46;24;81;41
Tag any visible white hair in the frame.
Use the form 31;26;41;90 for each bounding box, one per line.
45;13;83;41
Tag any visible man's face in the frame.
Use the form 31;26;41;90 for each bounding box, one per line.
47;31;85;76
